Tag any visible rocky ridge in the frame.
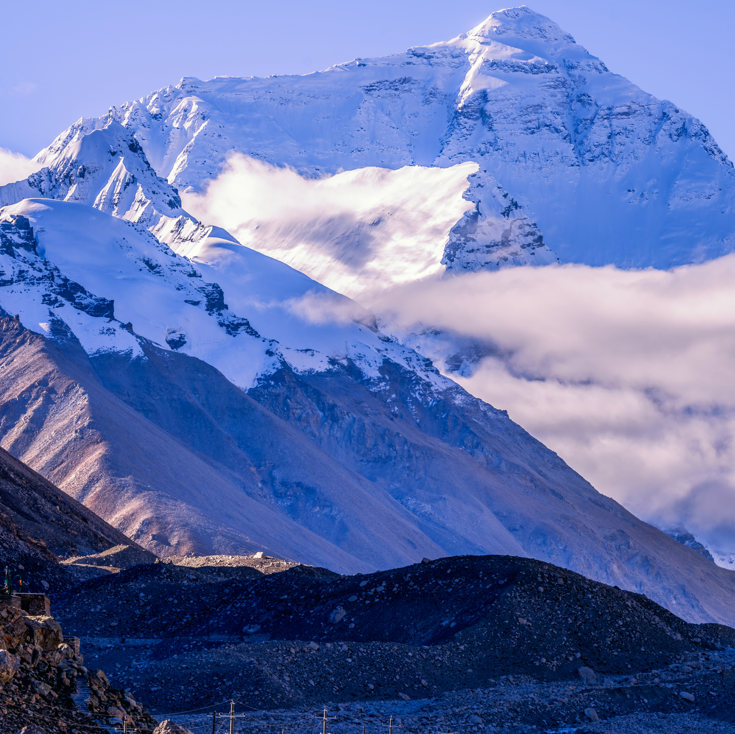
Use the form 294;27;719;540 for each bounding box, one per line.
0;442;147;595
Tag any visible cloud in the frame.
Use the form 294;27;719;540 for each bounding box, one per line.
182;153;735;563
284;290;377;329
0;148;42;186
366;260;735;561
182;155;476;299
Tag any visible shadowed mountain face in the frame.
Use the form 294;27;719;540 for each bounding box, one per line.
0;444;135;559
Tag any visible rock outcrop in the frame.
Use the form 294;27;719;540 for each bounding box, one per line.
0;598;158;733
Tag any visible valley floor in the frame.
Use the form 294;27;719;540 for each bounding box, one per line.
91;647;735;733
171;674;735;734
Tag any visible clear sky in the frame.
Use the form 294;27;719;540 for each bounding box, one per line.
1;0;733;160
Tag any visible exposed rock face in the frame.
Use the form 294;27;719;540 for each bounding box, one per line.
0;122;202;249
666;527;716;562
3;298;735;625
0;600;158;733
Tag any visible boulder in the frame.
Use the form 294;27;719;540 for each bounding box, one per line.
584;708;599;722
25;616;63;651
95;669;109;685
107;705;126;721
0;649;19;683
53;642;76;662
19;727;47;734
32;680;51;697
329;606;346;624
0;606;28;650
577;666;597;683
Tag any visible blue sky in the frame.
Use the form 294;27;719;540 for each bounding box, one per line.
1;0;733;160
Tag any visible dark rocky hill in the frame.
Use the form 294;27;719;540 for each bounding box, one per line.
54;554;735;717
0;444;149;594
0;597;158;733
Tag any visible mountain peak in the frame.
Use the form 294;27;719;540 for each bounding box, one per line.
466;6;576;47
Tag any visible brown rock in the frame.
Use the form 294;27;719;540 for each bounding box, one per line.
32;680;51;696
0;649;19;683
0;605;28;650
95;669;109;685
107;705;126;720
25;616;63;651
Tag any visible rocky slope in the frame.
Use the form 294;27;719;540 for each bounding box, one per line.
0;442;148;594
2;203;735;624
0;598;158;733
53;554;735;726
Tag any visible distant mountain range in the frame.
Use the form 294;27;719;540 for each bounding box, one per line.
1;6;735;626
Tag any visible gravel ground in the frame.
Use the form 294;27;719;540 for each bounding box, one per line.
124;648;735;734
169;675;735;734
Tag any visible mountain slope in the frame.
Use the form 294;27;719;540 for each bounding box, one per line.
0;439;148;594
0;314;442;570
1;6;735;629
34;6;735;285
2;206;735;625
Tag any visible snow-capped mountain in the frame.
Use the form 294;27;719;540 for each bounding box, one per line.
2;6;735;627
35;5;735;292
3;170;735;627
0;121;206;249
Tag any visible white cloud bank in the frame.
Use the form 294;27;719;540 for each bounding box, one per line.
368;261;735;564
183;154;735;566
0;148;41;186
182;155;476;299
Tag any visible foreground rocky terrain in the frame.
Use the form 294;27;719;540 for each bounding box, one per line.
52;555;735;729
175;671;735;734
0;598;158;733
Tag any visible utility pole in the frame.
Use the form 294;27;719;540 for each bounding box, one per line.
230;699;235;734
123;717;127;734
323;708;328;734
212;710;216;734
389;716;393;734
